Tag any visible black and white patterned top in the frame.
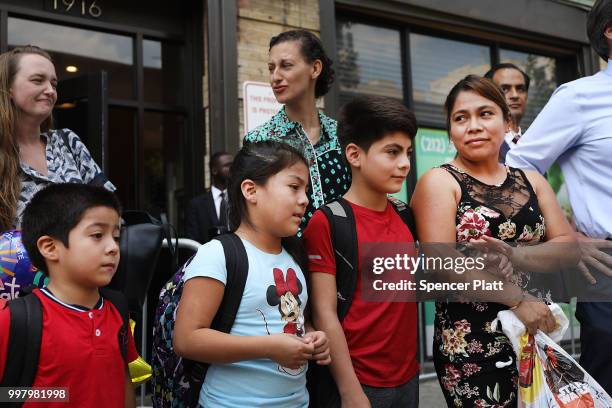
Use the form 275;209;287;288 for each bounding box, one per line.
15;128;115;228
244;106;351;233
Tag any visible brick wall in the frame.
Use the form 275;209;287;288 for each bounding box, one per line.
236;0;321;137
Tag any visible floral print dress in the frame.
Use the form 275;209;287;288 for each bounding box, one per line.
244;106;351;234
435;163;546;408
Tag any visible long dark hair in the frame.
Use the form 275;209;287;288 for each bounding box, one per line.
228;141;309;272
269;29;335;98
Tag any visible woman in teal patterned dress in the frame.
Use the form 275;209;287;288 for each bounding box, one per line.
411;75;576;407
244;30;350;232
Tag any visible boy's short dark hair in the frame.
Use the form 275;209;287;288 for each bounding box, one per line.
337;95;418;154
22;183;122;272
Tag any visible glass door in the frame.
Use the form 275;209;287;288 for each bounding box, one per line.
54;71;109;171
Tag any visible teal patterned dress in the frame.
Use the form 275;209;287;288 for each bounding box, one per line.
244;106;351;233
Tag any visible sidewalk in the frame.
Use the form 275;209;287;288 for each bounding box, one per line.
419;377;446;407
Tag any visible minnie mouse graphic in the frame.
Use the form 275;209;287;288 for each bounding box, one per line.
265;267;306;375
267;267;304;336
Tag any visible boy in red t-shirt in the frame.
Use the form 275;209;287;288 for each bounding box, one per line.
0;184;137;407
303;95;419;407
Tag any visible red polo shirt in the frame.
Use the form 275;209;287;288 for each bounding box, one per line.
0;288;138;407
303;201;419;387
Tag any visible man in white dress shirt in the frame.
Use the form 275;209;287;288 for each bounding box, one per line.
506;0;612;393
485;63;530;162
185;151;233;244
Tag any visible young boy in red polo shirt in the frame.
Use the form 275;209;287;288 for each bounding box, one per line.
0;184;137;407
304;95;419;408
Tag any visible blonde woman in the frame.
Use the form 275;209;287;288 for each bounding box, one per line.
0;45;113;231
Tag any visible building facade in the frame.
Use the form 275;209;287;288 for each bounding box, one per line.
0;0;601;232
234;0;602;201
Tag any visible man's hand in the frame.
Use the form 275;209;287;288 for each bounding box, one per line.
575;232;612;284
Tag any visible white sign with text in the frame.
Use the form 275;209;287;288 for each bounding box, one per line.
243;81;282;132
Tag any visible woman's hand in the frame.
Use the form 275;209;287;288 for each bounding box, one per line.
267;334;315;369
469;236;514;280
512;294;557;335
303;330;331;365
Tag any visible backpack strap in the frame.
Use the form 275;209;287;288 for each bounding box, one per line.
387;196;425;300
1;292;43;394
211;233;249;331
320;198;358;322
310;200;358;408
99;288;130;361
184;232;248;407
388;196;418;241
321;197;417;322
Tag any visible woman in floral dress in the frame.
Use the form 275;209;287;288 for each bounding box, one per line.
411;75;576;407
244;30;350;233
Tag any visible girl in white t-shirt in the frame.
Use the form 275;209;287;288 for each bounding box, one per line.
174;141;330;408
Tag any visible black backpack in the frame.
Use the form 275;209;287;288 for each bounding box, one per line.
308;197;418;408
151;233;248;408
0;287;130;408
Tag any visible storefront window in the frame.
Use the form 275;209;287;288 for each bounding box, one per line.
336;20;403;107
108;108;137;209
8;17;134;99
142;112;185;227
410;34;490;126
499;49;556;129
143;39;182;105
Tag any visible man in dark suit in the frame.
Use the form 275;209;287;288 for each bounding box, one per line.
185;151;233;243
485;63;530;162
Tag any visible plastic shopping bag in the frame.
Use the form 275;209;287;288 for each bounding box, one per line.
519;332;612;407
493;304;612;407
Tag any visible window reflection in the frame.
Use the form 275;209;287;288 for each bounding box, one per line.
142;112;185;229
144;40;162;69
499;49;556;129
143;39;182;105
108;108;137;209
336;20;403;107
8;17;134;99
410;34;490;126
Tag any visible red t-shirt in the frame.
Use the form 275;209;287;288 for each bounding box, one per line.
303;200;419;387
0;288;139;407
